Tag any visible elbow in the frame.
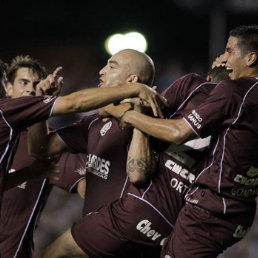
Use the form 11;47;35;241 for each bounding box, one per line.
167;130;185;145
167;120;192;145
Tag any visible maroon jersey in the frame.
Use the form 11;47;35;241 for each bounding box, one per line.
57;113;132;214
124;73;217;227
0;96;57;207
0;131;85;258
183;77;258;215
70;74;219;258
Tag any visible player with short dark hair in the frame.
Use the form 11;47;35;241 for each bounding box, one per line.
0;51;162;215
159;24;258;258
0;55;86;258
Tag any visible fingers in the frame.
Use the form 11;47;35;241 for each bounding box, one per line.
152;95;164;118
52;66;63;78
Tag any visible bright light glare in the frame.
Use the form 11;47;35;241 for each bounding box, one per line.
105;32;147;55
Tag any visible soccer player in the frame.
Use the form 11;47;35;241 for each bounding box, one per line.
0;56;86;258
27;49;158;257
0;53;162;214
103;25;258;258
41;55;229;257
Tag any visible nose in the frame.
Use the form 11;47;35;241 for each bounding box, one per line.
26;83;36;96
221;52;228;63
99;66;106;76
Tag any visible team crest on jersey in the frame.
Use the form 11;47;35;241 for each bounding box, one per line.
100;121;112;136
43;96;55;103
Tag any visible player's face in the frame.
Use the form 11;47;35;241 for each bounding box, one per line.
98;52;132;88
224;36;249;80
7;68;40;98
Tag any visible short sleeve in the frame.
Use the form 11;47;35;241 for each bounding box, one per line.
50;152;86;193
161;73;206;117
56;114;99;154
1;96;56;131
182;81;238;138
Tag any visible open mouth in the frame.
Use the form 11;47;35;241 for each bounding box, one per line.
226;67;233;74
98;79;104;87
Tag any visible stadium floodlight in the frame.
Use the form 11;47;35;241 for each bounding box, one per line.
105;31;148;55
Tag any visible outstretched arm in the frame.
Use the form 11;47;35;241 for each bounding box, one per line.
52;82;164;117
100;104;195;144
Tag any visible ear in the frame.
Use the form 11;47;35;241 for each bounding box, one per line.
127;74;139;83
5;82;13;97
246;52;257;67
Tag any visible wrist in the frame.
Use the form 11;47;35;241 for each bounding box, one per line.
117;106;133;120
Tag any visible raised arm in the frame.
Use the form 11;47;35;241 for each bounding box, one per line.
127;128;156;184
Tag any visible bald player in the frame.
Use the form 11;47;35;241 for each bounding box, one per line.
41;54;230;257
28;49;158;257
0;52;162;219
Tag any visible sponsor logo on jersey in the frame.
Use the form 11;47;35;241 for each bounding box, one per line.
165;159;195;195
246;166;258;177
165;160;195;184
100;121;112;136
85;154;110;179
187;109;202;129
233;225;250;238
185;195;199;204
75;167;86;176
136;219;162;242
43;96;55;103
234;174;258;186
231;187;258;198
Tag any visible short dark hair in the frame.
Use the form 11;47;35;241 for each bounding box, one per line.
0;59;8;80
229;25;258;56
207;66;230;82
7;55;47;84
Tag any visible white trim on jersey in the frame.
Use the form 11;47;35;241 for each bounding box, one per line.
0;110;13;168
127;193;174;228
14;179;47;258
169;82;216;119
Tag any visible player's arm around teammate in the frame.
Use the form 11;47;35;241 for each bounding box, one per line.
28;71;164;159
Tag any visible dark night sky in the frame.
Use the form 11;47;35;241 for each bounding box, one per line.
0;0;257;90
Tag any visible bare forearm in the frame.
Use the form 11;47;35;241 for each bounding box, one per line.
122;111;193;144
53;85;140;116
127;129;153;184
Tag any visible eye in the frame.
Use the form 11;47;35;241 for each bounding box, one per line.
20;80;29;86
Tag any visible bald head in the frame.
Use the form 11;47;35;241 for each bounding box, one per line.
99;49;155;88
118;49;155;86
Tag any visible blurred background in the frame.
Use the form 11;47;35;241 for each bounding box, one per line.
1;0;258;257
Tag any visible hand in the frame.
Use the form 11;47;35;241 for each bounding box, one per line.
121;98;143;113
211;54;226;69
132;83;166;118
98;104;113;118
36;67;64;97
